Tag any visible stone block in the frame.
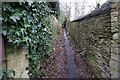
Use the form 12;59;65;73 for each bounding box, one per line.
101;72;107;78
113;33;119;39
111;52;119;62
111;2;118;9
111;16;118;22
110;60;118;73
111;42;118;48
111;11;118;17
110;70;118;78
98;65;106;73
111;47;119;53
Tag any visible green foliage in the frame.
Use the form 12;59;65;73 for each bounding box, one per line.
0;69;15;80
2;2;54;78
0;60;15;79
48;2;60;19
7;50;14;55
55;2;60;19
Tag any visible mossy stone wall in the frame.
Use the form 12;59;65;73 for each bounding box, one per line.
66;2;119;78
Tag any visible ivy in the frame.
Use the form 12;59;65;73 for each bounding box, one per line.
0;69;15;79
2;2;54;78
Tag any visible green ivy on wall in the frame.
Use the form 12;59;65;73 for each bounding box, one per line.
2;2;54;78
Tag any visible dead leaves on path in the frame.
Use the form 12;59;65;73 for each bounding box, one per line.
38;28;96;78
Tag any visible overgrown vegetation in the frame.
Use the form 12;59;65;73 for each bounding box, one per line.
48;2;60;19
0;60;15;79
2;2;54;78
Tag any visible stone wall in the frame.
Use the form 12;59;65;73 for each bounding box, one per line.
5;43;29;78
110;2;119;78
66;2;119;78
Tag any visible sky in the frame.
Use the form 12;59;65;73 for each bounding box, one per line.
59;0;107;21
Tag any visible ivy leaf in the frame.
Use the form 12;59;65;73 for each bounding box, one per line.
26;67;30;70
22;45;28;49
26;55;31;59
6;69;15;77
8;38;12;42
13;40;19;44
10;13;22;22
15;32;20;36
21;28;24;34
2;30;7;36
27;1;33;6
10;15;17;22
24;24;31;28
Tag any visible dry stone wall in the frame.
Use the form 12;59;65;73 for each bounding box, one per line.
110;2;119;78
66;2;119;78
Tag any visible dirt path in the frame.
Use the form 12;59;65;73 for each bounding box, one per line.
51;28;96;78
38;28;95;78
64;29;79;78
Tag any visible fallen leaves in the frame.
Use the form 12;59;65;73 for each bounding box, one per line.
37;28;96;78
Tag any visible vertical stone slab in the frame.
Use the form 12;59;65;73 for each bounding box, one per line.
110;2;119;78
0;1;5;66
6;44;29;78
118;1;120;79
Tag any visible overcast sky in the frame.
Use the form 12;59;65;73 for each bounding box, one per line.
59;0;107;21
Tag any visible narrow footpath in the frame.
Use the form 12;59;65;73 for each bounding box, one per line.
64;29;79;78
38;28;95;78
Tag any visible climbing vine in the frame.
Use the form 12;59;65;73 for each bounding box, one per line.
2;2;54;78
